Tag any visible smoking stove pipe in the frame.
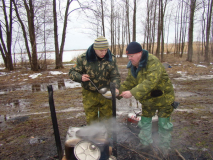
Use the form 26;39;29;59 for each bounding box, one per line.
110;82;117;157
47;85;63;160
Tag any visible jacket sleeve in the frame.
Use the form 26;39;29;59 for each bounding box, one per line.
110;57;121;89
68;55;84;82
130;58;164;100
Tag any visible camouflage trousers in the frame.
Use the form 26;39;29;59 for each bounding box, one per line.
142;103;174;117
82;88;112;124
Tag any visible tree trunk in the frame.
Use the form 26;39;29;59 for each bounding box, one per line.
151;0;157;55
0;24;7;67
58;0;72;69
132;0;136;41
53;0;60;69
101;0;105;37
187;0;196;62
1;0;14;70
160;0;164;62
110;0;114;53
126;0;130;44
156;0;161;58
12;0;32;68
204;0;213;63
24;0;38;71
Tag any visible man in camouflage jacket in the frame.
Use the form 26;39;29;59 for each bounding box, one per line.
119;42;175;153
69;36;120;125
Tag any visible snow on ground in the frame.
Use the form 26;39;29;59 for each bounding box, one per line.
174;70;213;81
194;64;207;68
29;73;42;79
49;71;64;75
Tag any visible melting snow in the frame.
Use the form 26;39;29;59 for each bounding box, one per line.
29;73;42;79
195;64;207;68
175;70;213;81
49;71;63;75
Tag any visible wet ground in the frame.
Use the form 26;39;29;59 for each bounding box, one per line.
0;54;213;160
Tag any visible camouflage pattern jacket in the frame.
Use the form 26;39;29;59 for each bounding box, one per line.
69;45;120;91
119;50;174;107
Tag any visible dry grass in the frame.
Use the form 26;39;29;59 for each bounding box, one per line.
113;42;213;63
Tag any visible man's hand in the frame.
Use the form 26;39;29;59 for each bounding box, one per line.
115;89;119;96
82;74;90;82
120;91;132;98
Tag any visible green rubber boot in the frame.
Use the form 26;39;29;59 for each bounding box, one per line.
158;117;173;150
138;116;153;146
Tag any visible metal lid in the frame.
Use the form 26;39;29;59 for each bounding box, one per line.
74;140;101;160
102;90;119;99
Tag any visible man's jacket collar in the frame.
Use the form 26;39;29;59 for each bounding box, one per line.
86;44;112;62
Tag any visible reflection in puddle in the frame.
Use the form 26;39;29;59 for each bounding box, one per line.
58;79;65;90
0;107;84;127
0;79;81;94
32;84;41;92
5;99;30;111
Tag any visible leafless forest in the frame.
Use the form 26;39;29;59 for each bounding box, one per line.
0;0;213;70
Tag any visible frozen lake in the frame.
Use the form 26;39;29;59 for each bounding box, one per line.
0;50;87;64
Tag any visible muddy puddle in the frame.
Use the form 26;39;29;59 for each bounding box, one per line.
0;79;81;94
0;76;206;126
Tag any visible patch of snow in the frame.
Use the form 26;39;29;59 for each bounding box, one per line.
174;74;213;81
64;64;75;66
64;79;81;88
29;73;42;79
188;147;198;151
0;72;7;76
175;109;194;112
49;71;63;75
195;64;207;68
59;107;83;112
202;148;208;151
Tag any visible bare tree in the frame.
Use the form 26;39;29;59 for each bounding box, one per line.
174;0;188;58
23;0;39;71
53;0;72;69
155;0;169;61
0;0;14;70
53;0;87;69
126;0;131;44
204;0;213;63
187;0;196;62
12;0;32;68
144;0;153;51
110;0;115;53
101;0;105;36
132;0;136;41
151;0;157;55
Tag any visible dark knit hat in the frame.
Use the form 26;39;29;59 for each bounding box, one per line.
126;42;142;54
93;36;109;50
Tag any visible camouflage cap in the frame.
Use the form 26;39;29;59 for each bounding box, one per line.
93;36;109;50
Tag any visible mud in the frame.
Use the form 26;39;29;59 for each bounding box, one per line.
0;54;213;160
